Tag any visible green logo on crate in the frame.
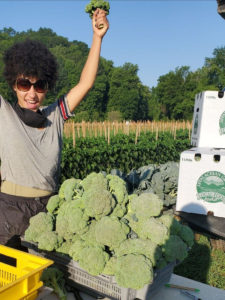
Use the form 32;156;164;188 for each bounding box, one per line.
193;113;198;135
196;171;225;203
219;111;225;135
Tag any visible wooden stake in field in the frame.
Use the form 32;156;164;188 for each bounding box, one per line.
63;120;191;140
156;127;158;140
174;121;177;140
135;125;138;144
107;123;110;145
82;121;86;138
72;121;76;147
103;122;106;140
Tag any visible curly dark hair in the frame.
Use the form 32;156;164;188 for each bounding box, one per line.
3;39;58;90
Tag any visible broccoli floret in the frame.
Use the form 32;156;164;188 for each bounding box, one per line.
41;267;67;300
78;245;110;276
37;231;63;251
114;238;162;267
109;203;127;218
46;194;64;215
158;215;194;247
56;201;89;238
85;0;110;18
58;178;81;201
128;193;138;201
102;256;117;275
115;254;153;290
80;220;104;248
126;215;168;245
158;214;182;235
24;212;54;243
80;172;108;192
95;216;130;249
156;257;168;270
106;174;129;204
69;238;86;261
177;224;194;247
82;187;115;220
56;240;74;256
128;193;163;219
163;235;188;262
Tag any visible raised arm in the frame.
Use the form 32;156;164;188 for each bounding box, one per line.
66;9;109;113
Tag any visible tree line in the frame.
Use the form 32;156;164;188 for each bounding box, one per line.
0;27;224;121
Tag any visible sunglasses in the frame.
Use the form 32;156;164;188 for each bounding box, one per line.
16;78;48;93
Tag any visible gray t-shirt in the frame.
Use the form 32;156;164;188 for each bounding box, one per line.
0;95;73;192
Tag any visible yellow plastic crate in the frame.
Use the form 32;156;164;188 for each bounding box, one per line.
0;245;53;300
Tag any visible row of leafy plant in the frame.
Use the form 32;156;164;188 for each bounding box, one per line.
60;130;191;182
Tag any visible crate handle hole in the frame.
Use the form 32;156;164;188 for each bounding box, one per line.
218;91;224;98
0;253;17;267
194;153;201;161
196;108;199;112
214;155;220;162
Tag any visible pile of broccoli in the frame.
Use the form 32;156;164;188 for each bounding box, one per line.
25;172;194;290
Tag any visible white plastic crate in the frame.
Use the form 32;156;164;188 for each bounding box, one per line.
176;147;225;218
191;90;225;148
22;240;175;300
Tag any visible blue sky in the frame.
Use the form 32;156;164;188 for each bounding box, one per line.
0;0;224;88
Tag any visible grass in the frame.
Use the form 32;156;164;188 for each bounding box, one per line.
174;233;225;289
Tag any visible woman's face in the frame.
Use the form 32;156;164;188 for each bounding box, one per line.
13;76;48;112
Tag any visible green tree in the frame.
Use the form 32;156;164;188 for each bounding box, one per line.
204;47;225;89
153;66;196;120
107;63;145;120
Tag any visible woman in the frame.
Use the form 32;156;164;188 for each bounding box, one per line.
0;9;109;249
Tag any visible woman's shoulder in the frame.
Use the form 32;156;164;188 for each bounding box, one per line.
41;95;73;121
0;94;11;109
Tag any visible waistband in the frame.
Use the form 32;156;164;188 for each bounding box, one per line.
0;191;54;203
0;181;53;197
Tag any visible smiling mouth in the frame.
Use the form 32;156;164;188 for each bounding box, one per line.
27;100;38;104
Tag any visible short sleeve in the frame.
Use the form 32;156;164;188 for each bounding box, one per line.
57;95;75;121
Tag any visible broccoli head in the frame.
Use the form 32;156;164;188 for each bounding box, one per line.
128;192;163;219
80;172;108;192
82;187;115;220
56;201;89;238
37;231;63;251
58;178;81;201
78;245;110;276
95;216;130;249
41;267;67;300
125;215;168;245
115;254;154;290
177;224;194;247
114;238;162;267
46;194;64;215
106;174;129;204
24;212;54;243
158;214;182;236
163;235;188;262
85;0;110;18
158;215;194;247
